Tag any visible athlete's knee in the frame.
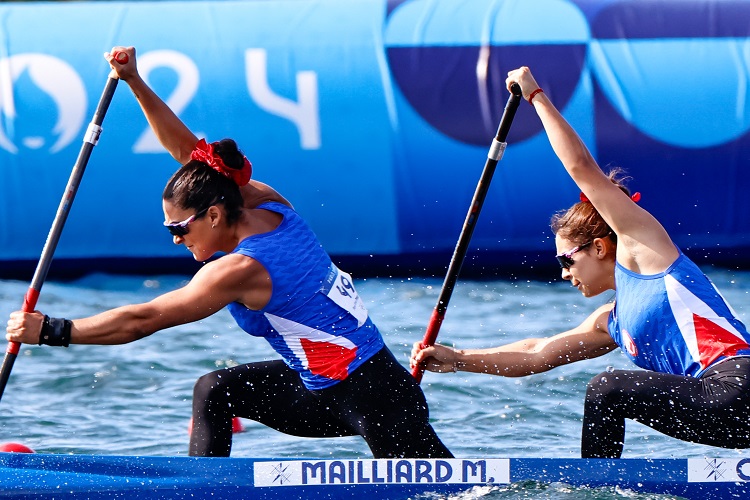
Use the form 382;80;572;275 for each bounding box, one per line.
584;371;629;415
586;370;626;397
193;370;230;407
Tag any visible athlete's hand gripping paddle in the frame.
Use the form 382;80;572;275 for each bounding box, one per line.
0;52;126;403
412;83;522;382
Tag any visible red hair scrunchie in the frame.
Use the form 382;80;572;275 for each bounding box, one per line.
190;139;252;186
579;191;641;203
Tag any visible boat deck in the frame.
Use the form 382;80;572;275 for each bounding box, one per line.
1;455;748;499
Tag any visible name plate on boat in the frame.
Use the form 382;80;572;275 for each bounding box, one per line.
688;458;750;483
254;458;509;487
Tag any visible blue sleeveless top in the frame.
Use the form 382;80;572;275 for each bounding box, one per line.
608;250;750;377
226;202;384;390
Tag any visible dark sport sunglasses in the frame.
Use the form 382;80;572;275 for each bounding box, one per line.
164;207;209;237
555;241;592;269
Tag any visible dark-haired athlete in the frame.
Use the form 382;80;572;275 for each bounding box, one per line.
6;46;452;459
411;66;750;458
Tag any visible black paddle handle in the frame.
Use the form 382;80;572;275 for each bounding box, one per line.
0;74;120;404
413;83;522;381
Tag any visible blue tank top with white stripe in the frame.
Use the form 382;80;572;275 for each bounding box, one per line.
608;250;750;377
226;202;384;390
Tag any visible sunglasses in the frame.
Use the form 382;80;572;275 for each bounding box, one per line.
555;241;592;269
164;207;209;237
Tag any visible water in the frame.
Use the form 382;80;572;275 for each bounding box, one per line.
1;267;749;498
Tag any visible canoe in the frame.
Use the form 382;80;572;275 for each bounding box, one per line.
1;454;748;499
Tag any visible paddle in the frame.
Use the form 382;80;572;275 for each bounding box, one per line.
412;82;523;382
0;52;127;403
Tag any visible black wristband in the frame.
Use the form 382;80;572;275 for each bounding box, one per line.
39;315;72;347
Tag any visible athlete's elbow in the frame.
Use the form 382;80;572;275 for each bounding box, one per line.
118;311;163;344
486;361;546;378
565;154;598;177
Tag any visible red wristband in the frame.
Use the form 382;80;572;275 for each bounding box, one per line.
528;88;544;104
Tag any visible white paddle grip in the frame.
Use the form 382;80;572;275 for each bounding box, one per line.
487;139;507;161
84;123;103;145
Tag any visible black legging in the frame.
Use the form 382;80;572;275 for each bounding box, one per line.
189;345;453;458
582;356;750;458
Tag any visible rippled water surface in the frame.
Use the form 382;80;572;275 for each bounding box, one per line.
1;267;749;498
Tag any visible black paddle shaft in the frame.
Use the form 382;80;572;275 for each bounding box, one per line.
413;83;522;381
436;83;522;315
0;74;120;404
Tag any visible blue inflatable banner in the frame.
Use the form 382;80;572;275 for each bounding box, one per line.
0;0;749;278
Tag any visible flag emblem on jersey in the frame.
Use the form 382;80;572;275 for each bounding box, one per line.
666;275;750;371
299;338;357;380
622;329;638;357
266;313;358;380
